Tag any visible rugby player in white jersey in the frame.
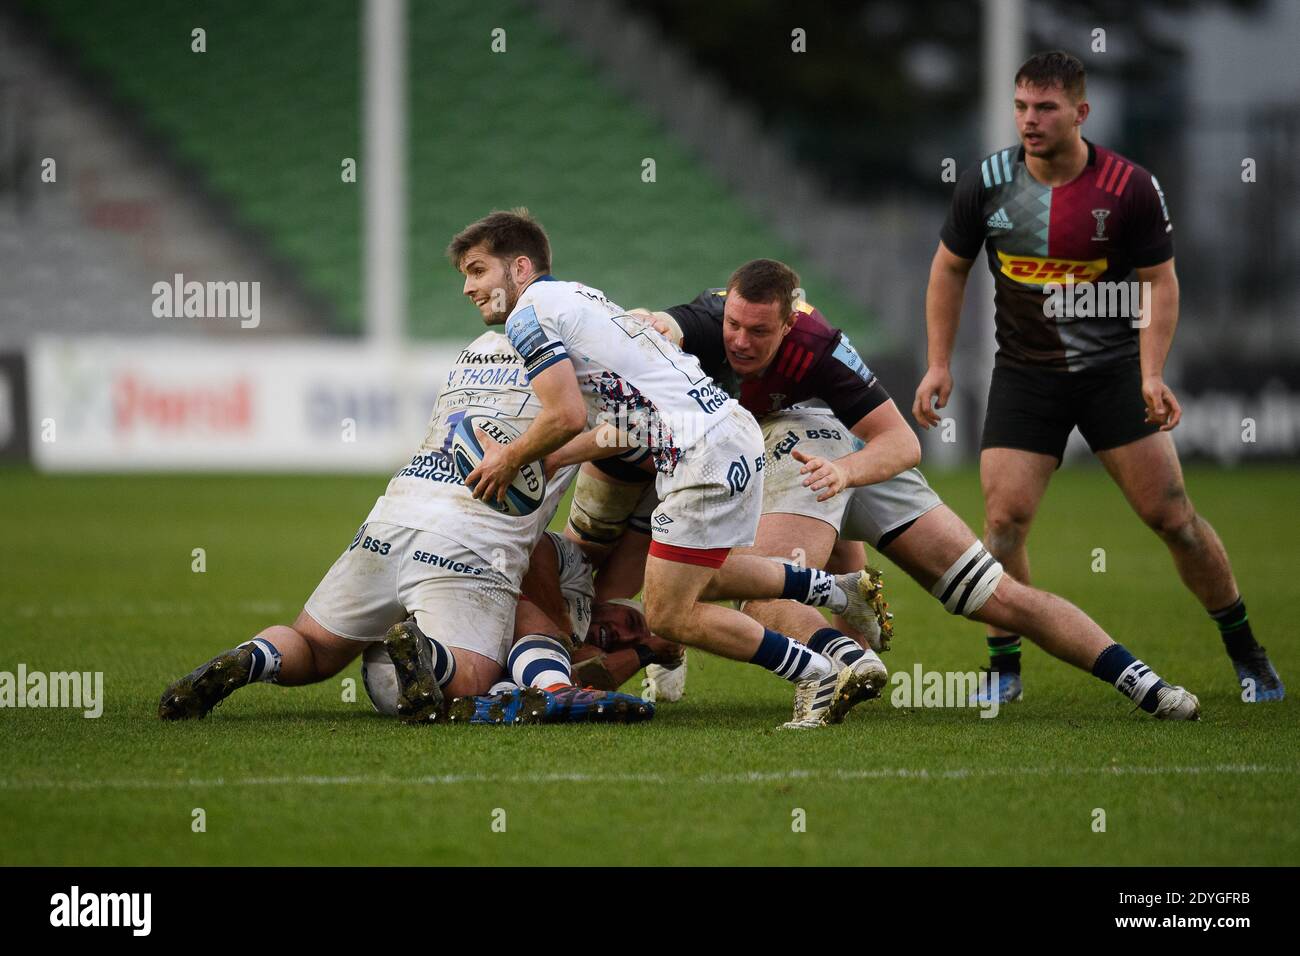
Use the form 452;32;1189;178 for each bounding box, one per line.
157;331;650;724
449;209;887;728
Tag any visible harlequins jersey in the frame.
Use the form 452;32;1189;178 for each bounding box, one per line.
941;139;1174;371
665;289;890;426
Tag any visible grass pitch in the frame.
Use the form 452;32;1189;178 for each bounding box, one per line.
0;465;1296;866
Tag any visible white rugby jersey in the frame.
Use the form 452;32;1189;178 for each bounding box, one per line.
504;276;738;475
365;330;574;581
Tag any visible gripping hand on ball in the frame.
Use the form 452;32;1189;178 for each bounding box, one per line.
466;426;519;504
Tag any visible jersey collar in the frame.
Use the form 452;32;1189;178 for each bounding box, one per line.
1015;138;1097;166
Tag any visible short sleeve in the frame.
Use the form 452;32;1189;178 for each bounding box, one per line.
1125;172;1174;268
818;334;891;427
938;164;988;260
505;303;570;379
665;290;728;380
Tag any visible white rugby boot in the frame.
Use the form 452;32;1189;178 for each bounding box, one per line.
1152;685;1201;721
781;663;878;729
832;565;894;651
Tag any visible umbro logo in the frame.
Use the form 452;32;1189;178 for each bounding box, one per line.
653;514;673;526
986;207;1013;230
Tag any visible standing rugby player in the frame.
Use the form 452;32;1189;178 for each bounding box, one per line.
913;51;1282;703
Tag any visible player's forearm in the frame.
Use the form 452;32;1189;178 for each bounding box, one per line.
925;265;967;369
505;406;586;471
546;423;632;470
837;429;921;488
924;265;967;369
1138;272;1179;379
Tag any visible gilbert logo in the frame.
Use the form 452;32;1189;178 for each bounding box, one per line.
50;886;151;936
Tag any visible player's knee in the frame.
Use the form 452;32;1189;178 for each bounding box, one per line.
642;593;688;641
930;542;1004;617
984;501;1035;552
1140;486;1197;544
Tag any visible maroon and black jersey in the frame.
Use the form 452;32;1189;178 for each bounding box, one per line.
941;139;1174;371
665;288;890;427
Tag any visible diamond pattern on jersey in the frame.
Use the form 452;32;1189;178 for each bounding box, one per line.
985;162;1052;257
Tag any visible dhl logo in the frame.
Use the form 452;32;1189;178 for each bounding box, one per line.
997;250;1108;285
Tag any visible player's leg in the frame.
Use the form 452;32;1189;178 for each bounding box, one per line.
978;447;1057;692
722;406;892;648
158;610;366;720
1093;431;1282;700
592;528;651;602
642;408;873;727
977;362;1076;689
159;520;404;720
733;512;886;704
881;503;1199;718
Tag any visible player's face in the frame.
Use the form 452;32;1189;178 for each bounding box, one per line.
722;293;793;379
458;244;518;325
589;601;651;650
1013;82;1085;159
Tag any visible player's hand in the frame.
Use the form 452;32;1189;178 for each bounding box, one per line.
793;449;848;502
644;634;685;668
1141;375;1182;431
465;426;518;503
912;365;953;429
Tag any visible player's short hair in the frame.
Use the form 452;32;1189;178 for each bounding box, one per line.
727;258;801;323
447;207;552;273
1014;50;1086;102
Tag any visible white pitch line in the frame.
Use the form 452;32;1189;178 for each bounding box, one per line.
0;764;1294;792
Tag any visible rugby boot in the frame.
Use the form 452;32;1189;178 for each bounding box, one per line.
1230;646;1284;702
158;647;254;720
833;565;895;651
383;617;445;724
516;685;655;724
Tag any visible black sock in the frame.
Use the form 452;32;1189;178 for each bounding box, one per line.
1211;597;1259;659
986;635;1022;675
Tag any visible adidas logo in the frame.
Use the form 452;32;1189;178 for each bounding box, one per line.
986;207;1013;230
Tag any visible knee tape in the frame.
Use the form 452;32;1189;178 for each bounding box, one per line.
931;540;1004;616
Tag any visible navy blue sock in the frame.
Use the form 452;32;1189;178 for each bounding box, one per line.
750;628;831;682
806;627;865;667
238;638;282;684
780;564;836;607
1091;644;1166;713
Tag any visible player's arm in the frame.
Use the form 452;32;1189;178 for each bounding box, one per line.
913;241;976;428
915;163;986;428
468;359;587;503
794;401;921;502
542;421;634;474
630;308;684;348
791;336;920;500
1136;258;1181;430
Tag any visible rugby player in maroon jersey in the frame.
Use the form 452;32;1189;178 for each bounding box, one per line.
914;50;1281;704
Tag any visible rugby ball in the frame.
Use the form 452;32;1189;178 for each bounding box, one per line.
450;414;547;517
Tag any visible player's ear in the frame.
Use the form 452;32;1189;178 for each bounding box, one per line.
1075;100;1089;126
